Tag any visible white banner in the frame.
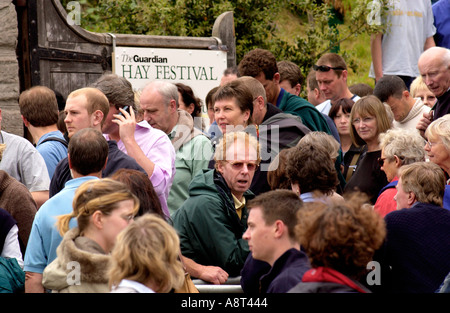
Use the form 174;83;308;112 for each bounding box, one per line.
113;46;227;118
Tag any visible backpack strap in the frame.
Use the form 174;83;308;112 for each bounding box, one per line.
39;137;68;148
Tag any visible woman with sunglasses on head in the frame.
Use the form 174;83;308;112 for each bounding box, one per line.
42;179;139;293
343;95;392;204
424;115;450;210
374;128;426;217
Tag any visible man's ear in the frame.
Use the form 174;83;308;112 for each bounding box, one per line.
274;220;285;239
92;110;104;126
21;115;30;127
273;72;281;84
169;99;178;113
293;84;302;97
341;69;348;81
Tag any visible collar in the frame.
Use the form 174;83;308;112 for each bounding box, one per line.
276;88;285;108
232;193;246;219
302;266;368;293
113;279;155;293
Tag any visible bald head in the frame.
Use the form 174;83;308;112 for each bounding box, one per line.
418;47;450;97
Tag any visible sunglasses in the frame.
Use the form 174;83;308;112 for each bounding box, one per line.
225;161;259;171
313;64;346;72
377;155;404;167
377;157;387;167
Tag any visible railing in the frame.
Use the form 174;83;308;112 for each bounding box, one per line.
193;276;243;293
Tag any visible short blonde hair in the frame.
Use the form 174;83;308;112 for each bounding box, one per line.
399;162;446;207
214;131;260;166
425;114;450;152
379;128;425;164
109;214;185;293
67;87;110;125
410;76;429;98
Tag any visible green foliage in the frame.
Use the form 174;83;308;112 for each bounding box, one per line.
59;0;388;83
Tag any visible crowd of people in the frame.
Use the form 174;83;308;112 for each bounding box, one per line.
1;1;450;294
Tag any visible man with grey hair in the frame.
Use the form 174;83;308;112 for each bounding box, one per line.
416;47;450;137
91;74;175;218
139;80;213;215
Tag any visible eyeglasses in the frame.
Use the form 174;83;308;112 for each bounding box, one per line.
425;140;441;148
352;116;375;125
225;161;259;171
313;64;346;72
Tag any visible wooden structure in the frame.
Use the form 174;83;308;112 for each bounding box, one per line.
15;0;236;124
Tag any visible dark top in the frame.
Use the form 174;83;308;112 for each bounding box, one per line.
49;140;146;197
343;149;388;204
241;248;310;293
372;202;450;293
0;208;16;253
433;88;450;121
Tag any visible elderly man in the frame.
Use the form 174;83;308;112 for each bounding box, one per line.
372;162;450;293
139;81;213;215
91;74;176;218
314;53;360;115
373;75;431;131
416;47;450;136
173;131;260;278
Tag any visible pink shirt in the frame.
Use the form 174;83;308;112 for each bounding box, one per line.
105;121;175;218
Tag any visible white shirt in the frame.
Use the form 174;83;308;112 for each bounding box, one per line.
111;279;155;293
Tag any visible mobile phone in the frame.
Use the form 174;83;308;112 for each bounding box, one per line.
118;105;130;117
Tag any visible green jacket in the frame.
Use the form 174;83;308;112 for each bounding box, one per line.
172;169;254;277
278;90;332;134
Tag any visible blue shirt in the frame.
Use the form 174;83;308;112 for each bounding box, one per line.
36;131;68;179
24;176;99;273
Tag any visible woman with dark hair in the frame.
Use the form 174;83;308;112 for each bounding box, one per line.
109;169;164;220
175;83;205;132
329;98;366;182
343;95;391;204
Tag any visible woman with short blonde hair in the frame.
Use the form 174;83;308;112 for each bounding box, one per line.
109;214;185;293
374;128;426;217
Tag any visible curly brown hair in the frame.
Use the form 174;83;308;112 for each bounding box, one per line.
295;193;386;279
238;48;278;80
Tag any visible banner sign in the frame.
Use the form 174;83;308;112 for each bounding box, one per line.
113;46;228;115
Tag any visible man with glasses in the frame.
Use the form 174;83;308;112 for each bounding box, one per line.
314;53;360;115
173;131;260;279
